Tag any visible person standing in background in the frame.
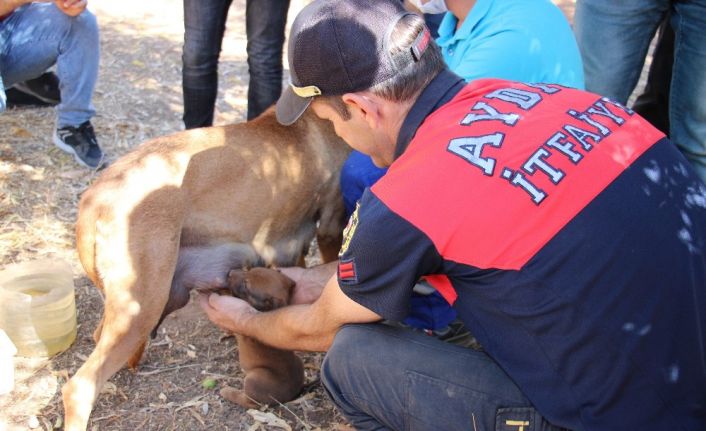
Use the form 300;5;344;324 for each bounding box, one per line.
631;15;673;137
0;0;103;169
574;0;706;184
181;0;290;128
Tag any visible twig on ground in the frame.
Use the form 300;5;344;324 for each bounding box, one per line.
136;363;203;376
92;413;120;422
270;397;311;431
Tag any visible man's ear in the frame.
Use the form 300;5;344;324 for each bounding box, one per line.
342;93;380;128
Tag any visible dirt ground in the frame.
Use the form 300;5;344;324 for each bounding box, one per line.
0;1;651;430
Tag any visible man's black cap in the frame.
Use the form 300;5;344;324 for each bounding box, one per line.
276;0;431;125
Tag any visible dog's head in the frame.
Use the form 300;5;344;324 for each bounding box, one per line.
225;267;295;311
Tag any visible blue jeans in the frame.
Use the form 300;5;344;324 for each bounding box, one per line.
0;3;99;127
322;324;566;431
574;0;706;184
182;0;289;128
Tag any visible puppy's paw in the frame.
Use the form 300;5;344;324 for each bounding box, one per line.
220;386;259;409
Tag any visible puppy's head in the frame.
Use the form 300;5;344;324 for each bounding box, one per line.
226;267;295;311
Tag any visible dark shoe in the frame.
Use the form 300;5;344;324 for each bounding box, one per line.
383;318;482;349
53;121;104;169
433;319;482;350
7;72;61;107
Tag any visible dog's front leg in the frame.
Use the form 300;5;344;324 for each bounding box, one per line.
315;186;347;263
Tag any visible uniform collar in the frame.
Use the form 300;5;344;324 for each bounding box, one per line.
394;69;465;159
436;0;492;47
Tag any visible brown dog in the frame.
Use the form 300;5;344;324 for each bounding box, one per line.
62;108;349;430
200;267;305;408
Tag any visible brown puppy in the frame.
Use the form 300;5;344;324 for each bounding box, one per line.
62;108;349;431
203;267;304;408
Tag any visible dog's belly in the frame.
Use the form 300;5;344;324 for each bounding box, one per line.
152;243;258;335
153;223;315;336
179;215;317;265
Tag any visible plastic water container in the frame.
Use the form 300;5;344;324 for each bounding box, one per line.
0;259;77;357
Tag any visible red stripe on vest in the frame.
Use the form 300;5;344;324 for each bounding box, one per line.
338;260;357;281
425;274;457;304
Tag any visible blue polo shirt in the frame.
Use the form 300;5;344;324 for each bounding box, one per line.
436;0;584;89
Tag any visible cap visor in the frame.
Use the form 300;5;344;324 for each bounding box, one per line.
276;86;313;126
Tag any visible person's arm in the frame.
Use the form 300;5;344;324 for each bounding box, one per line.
0;0;34;16
54;0;86;17
0;0;85;17
199;271;381;352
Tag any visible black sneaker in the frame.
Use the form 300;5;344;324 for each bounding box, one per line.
433;319;482;350
384;318;482;350
53;121;105;169
7;72;61;107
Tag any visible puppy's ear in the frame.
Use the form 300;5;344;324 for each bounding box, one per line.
276;271;295;289
227;269;247;288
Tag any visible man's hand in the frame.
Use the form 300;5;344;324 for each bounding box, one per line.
198;292;257;334
279;266;319;305
54;0;86;16
279;262;338;305
198;270;380;352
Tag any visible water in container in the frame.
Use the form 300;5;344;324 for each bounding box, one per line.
0;259;77;357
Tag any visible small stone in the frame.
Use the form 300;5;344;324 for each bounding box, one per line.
28;416;39;429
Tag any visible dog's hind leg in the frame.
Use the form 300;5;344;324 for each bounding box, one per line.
92;316;103;344
90;318;145;371
63;220;179;430
63;271;174;430
92;300;144;370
